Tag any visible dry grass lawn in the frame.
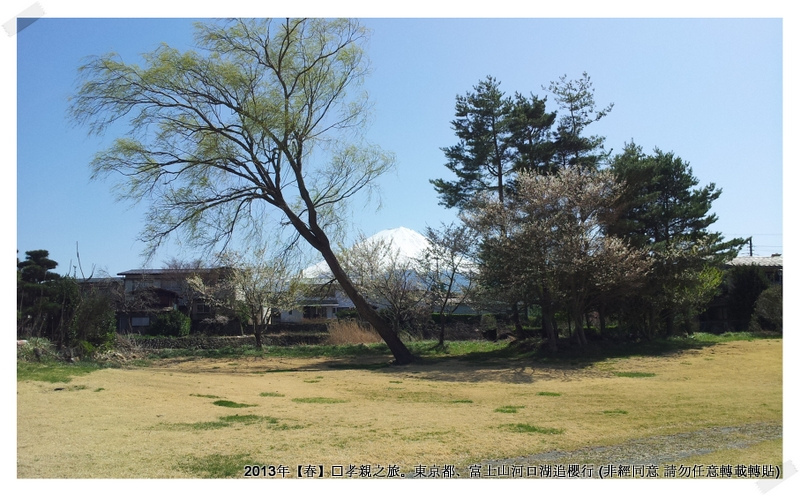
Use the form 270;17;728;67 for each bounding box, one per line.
17;339;782;478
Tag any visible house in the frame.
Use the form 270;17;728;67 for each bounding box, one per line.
116;267;238;334
727;254;783;285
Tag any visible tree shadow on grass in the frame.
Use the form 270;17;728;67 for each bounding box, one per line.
141;333;779;383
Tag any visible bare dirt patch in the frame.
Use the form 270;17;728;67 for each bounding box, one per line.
17;339;782;478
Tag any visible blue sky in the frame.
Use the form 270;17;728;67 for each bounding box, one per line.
8;4;788;280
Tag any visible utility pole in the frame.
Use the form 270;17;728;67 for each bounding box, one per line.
748;237;753;257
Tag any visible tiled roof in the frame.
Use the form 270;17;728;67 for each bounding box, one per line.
117;267;231;276
728;255;783;267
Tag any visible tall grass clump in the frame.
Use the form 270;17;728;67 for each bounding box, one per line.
326;319;383;345
17;338;59;362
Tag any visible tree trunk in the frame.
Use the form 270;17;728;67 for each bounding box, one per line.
664;307;675;337
572;306;588;346
541;294;558;352
282;213;414;364
253;321;263;349
438;311;447;347
511;302;524;338
598;304;607;335
317;243;414;364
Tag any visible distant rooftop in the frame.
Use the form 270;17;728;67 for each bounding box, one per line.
728;255;783;267
117;267;231;276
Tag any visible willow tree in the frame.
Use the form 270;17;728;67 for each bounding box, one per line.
70;18;414;363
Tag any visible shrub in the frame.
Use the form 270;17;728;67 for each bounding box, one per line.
69;292;117;353
148;311;191;337
726;265;770;331
17;337;59;362
430;313;482;326
335;309;360;320
750;285;782;332
480;314;498;330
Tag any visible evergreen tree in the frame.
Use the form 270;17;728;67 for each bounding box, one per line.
610;143;745;335
547;72;613;170
507;92;557;176
17;250;82;346
432;76;514;208
18;250;61;339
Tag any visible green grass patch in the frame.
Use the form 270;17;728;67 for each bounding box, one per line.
128;359;152;367
603;409;628;415
303;379;321;383
177;453;259;478
495;405;525;413
451;399;474;403
501;423;564;434
17;361;103;383
291;397;348;404
93;387;105;392
149;342;392;360
190;393;221;399
219;414;278;425
259;392;285;397
167;420;231;431
212;400;257;408
614;372;656;378
537;391;561;397
391;391;451;403
413;340;509;358
161;415;281;431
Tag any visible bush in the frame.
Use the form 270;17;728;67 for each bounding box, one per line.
148;311;192;337
336;309;360;320
750;285;782;332
17;337;59;362
69;292;117;352
726;265;770;331
480;314;498;330
431;313;482;326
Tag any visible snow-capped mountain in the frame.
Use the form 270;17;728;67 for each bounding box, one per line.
301;227;430;279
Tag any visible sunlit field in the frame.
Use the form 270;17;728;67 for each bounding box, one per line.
17;336;781;479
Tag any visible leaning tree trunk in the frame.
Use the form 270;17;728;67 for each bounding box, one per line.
317;244;414;364
282;213;414;365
